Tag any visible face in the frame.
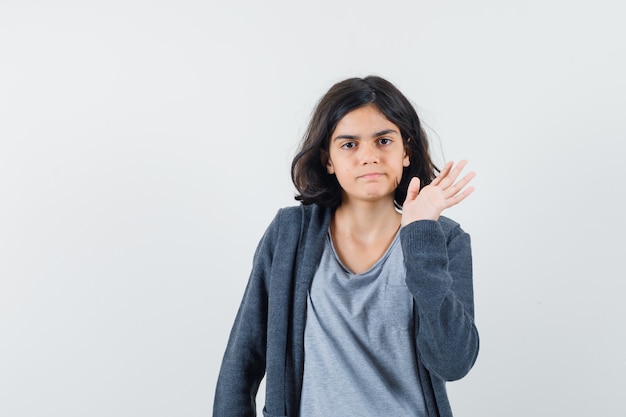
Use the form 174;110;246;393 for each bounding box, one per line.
326;104;410;205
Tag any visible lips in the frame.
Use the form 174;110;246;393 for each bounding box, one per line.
358;172;384;180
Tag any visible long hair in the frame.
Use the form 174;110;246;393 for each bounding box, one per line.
291;76;437;208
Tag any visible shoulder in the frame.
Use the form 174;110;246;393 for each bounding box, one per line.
274;205;306;223
257;204;331;261
268;204;331;234
273;204;330;225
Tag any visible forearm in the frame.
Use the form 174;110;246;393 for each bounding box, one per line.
401;219;479;381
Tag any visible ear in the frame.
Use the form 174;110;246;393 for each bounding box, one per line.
327;158;335;174
321;149;335;174
403;142;411;167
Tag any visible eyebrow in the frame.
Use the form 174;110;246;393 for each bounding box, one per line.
332;129;399;141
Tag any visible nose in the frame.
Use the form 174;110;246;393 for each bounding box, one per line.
358;142;379;165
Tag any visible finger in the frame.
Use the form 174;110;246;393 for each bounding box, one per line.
441;159;469;189
445;171;476;198
448;185;475;207
431;161;453;186
404;177;421;203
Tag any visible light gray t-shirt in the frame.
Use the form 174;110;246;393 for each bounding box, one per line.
299;231;427;417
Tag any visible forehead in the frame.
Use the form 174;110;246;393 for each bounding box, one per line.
333;104;399;134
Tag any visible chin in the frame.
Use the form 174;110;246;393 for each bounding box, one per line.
362;192;396;203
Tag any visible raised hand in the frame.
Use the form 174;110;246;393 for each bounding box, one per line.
401;160;476;226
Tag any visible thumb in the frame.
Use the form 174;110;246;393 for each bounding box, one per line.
404;177;420;204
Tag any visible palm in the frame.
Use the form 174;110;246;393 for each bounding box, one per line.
401;160;476;225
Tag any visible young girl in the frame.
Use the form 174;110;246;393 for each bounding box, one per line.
213;76;479;417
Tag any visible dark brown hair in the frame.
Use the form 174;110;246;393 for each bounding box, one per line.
291;75;438;208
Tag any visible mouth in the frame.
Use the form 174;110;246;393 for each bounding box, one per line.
358;172;384;180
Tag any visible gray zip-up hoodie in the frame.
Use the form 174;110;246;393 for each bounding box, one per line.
213;204;479;417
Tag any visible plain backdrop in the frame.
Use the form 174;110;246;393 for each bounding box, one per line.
1;1;625;416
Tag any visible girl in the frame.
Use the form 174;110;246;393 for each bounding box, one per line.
213;76;478;417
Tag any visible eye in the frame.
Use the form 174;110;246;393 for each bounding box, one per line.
340;141;357;149
378;138;392;145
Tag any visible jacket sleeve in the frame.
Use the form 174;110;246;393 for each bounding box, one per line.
400;218;479;381
213;212;281;417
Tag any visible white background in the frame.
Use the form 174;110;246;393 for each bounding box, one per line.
1;1;625;416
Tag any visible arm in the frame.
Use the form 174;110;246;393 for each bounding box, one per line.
401;219;479;381
400;160;479;380
213;213;280;417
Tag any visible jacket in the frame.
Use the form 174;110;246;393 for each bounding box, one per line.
213;204;479;417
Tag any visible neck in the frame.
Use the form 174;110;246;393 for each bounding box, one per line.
332;197;401;242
